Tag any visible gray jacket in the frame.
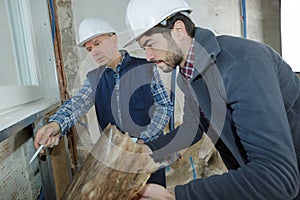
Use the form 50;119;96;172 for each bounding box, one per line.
147;27;300;199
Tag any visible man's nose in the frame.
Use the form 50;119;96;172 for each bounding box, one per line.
145;49;155;62
90;47;98;56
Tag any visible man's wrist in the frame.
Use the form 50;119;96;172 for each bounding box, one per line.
167;187;176;199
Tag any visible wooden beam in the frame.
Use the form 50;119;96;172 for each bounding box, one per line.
63;125;160;200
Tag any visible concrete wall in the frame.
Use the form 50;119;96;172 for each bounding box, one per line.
69;0;281;95
71;0;281;52
55;0;81;94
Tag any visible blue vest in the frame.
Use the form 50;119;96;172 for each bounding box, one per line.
87;52;155;137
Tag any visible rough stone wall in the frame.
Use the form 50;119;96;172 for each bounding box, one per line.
247;0;281;54
55;0;80;94
54;0;93;167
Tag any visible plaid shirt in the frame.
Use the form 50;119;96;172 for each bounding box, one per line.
180;38;195;81
49;58;173;142
180;38;210;125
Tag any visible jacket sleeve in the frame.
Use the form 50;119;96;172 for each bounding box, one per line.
146;83;204;163
175;56;299;200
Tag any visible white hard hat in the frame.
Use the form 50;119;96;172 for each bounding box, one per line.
77;18;117;47
123;0;193;47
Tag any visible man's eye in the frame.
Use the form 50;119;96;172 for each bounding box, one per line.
95;41;101;46
142;44;153;50
86;48;92;52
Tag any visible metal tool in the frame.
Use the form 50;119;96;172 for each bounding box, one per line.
29;144;45;164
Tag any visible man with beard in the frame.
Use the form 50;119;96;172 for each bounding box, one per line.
124;0;300;199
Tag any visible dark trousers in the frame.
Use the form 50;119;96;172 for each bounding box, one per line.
146;167;166;188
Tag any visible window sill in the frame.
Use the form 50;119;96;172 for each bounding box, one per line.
0;98;60;143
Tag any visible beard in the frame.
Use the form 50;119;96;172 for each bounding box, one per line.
155;34;184;73
166;34;184;66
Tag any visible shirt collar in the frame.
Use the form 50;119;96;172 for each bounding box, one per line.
106;50;126;72
180;38;195;80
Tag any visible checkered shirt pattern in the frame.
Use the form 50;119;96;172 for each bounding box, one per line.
180;39;195;81
49;63;173;142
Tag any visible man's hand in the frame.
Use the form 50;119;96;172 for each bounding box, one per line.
34;122;61;153
136;143;153;155
136;139;145;144
132;184;175;200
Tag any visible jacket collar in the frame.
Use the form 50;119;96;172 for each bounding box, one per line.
191;27;221;81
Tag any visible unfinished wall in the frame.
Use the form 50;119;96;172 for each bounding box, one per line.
247;0;281;54
55;0;81;94
0;126;42;199
54;0;99;169
71;0;281;51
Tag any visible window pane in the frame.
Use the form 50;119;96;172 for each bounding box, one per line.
0;0;38;86
0;0;60;117
281;0;300;72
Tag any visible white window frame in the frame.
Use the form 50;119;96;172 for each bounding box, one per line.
0;0;60;131
281;0;300;72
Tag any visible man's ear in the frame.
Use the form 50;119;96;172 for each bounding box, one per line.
173;20;188;40
111;34;119;46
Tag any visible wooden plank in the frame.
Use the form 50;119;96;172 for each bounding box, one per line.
63;125;160;200
166;134;228;189
49;136;72;200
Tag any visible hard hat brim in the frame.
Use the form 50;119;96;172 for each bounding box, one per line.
122;28;149;48
77;33;105;47
123;7;193;48
77;32;116;47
